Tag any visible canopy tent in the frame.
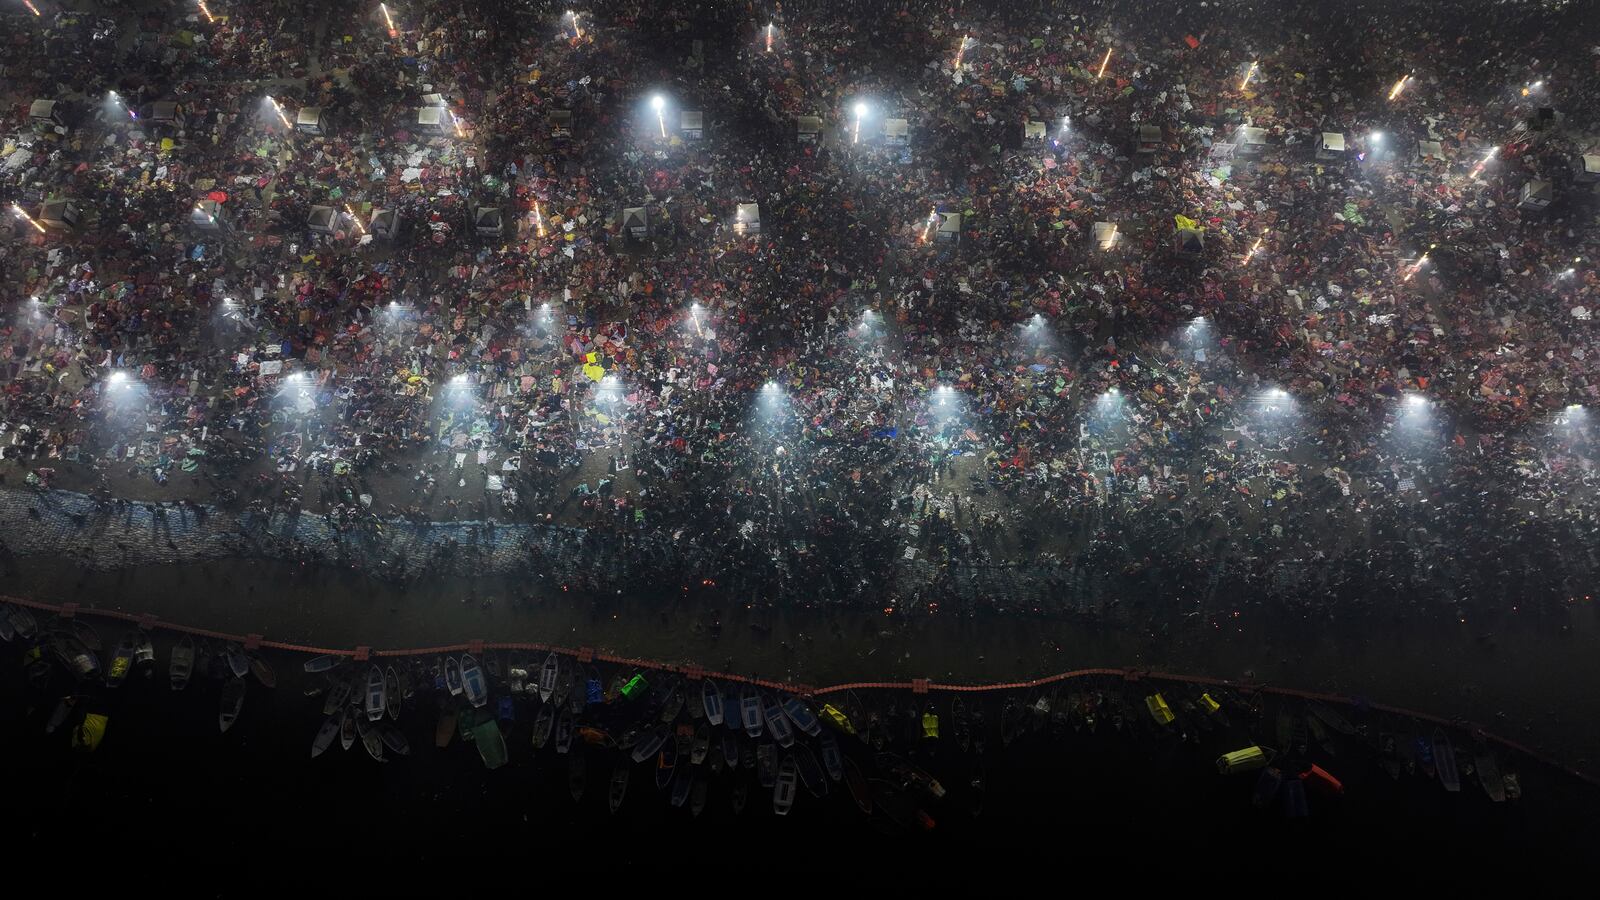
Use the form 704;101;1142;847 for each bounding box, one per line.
883;118;909;146
306;205;338;234
473;206;504;237
1574;154;1600;185
1024;121;1046;142
370;209;400;239
1232;125;1268;156
416;107;448;135
622;206;649;239
1316;132;1346;160
549;108;573;142
1174;224;1205;258
796;115;822;143
145;101;183;126
1517;179;1552;212
1417;140;1445;162
39;199;82;229
29;99;67;132
190;199;230;233
1092;221;1119;251
295;107;327;135
1136;124;1163;154
680;110;704;140
734;202;760;236
934;212;961;244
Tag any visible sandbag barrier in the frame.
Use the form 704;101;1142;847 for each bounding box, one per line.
5;593;1593;789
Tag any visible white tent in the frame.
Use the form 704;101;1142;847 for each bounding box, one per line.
883;118;909;146
1417;140;1445;162
370;209;400;239
935;212;961;244
796;115;822;143
306;205;338;234
1575;154;1600;184
473;206;504;237
39;199;81;229
296;107;326;135
680;110;703;140
1233;125;1268;156
190;199;230;232
1317;132;1346;160
1136;125;1163;154
1518;180;1553;211
416;107;447;135
734;202;760;236
1093;221;1119;251
549;108;573;141
622;206;649;239
1024;121;1046;142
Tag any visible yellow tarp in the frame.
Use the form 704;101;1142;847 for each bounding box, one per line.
582;364;605;381
1174;214;1203;232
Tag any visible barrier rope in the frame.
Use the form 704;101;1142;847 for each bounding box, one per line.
5;593;1593;788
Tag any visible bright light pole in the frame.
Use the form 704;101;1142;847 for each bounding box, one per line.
651;94;666;138
853;102;867;144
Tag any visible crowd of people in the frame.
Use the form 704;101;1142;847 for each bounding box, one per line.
1;0;1597;629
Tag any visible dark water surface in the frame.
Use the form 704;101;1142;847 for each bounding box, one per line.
8;554;1599;770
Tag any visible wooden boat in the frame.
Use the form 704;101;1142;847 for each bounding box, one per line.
444;656;463;696
568;750;587;803
436;708;457;748
538;653;559;703
249;655;277;688
655;735;678;790
1308;700;1356;736
670;770;693;808
740;685;764;738
1000;696;1025;746
843;756;872;815
357;715;385;762
781;696;822;737
46;696;77;734
722;733;741;770
1474;746;1506;802
762;693;794;748
303;655;340;674
686;679;705;720
381;666;400;720
951;697;971;752
472;719;508;770
609;765;629;814
532;704;556;750
365;666;386;721
312;710;342;758
819;731;843;782
7;605;38;640
225;644;250;679
794;745;828;798
72;713;108;753
68;619;102;653
341;707;357;751
497;695;516;724
219;678;246;733
322;678;352;716
660;686;687;724
380;725;411;757
731;777;749;815
690;726;709;765
702;678;724;726
554;666;575;710
106;631;138;687
1433;729;1461;792
461;654;488;709
555;709;574;754
690;777;708;817
756;743;778;788
772;756;799;816
819;702;855;735
631;724;669;764
0;608;13;642
739;741;756;773
52;636;99;681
